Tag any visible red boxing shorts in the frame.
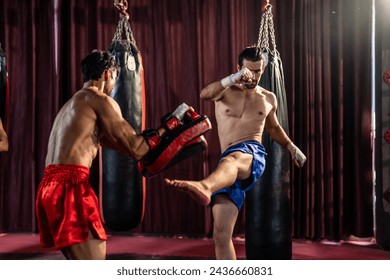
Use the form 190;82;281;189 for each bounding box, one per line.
35;164;107;249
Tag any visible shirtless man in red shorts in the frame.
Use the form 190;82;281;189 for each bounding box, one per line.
0;118;8;152
165;46;306;259
36;50;163;260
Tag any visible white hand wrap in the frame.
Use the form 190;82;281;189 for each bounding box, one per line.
172;103;190;121
220;68;247;88
287;142;307;167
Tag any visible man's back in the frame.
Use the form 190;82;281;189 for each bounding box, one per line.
45;89;101;168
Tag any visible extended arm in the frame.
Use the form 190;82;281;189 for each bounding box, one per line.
92;94;149;160
0;118;8;152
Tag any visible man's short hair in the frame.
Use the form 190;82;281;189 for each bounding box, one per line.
238;45;264;67
81;50;118;82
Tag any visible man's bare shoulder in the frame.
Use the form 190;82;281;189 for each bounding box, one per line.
258;86;275;96
80;88;123;118
258;87;277;103
75;88;119;108
74;87;108;101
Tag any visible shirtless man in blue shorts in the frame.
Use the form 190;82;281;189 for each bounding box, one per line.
165;46;306;260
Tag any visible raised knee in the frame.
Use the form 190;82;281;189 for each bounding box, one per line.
219;155;236;165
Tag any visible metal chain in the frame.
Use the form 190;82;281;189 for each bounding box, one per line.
267;7;277;51
124;19;135;44
112;16;137;45
112;17;124;41
262;9;269;50
257;5;277;52
257;12;265;49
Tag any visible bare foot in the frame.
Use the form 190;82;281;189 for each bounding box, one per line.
164;178;211;206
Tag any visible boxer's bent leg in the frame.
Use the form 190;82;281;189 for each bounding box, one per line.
212;195;239;260
61;231;106;260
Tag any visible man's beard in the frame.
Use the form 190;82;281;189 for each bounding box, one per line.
243;82;257;89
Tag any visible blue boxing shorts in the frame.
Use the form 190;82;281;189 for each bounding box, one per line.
211;140;267;210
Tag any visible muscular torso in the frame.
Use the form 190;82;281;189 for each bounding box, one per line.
214;85;275;152
45;89;103;168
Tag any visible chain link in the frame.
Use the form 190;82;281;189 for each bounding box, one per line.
257;12;265;49
112;16;137;45
268;9;277;51
257;5;277;52
262;10;269;50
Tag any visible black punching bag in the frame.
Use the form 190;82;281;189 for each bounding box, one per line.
100;16;146;231
245;5;292;260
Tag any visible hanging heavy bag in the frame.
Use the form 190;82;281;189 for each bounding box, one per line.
100;16;146;231
245;4;292;260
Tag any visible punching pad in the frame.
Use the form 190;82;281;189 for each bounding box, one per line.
0;45;8;124
100;39;145;231
245;51;292;259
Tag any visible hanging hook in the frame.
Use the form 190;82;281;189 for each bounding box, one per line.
261;0;272;13
114;0;129;20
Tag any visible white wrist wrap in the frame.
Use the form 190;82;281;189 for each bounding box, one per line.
221;74;235;88
287;142;307;167
287;142;297;154
220;69;245;88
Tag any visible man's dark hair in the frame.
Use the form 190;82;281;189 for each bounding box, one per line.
238;45;263;67
81;50;118;82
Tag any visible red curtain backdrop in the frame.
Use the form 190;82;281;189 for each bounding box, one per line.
273;0;373;239
0;0;58;231
0;0;374;241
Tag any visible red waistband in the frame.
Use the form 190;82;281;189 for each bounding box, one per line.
44;164;90;176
